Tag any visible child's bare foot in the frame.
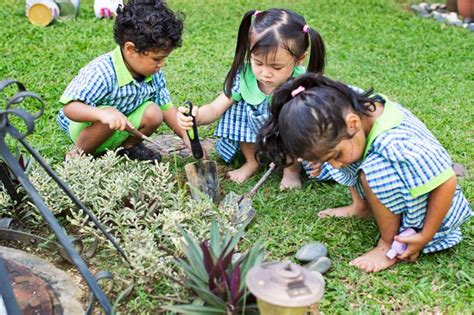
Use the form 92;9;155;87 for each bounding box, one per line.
227;161;259;183
280;167;302;191
318;202;370;218
350;239;398;272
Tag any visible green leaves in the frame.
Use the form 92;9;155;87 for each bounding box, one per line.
0;151;239;307
173;219;265;314
163;304;224;314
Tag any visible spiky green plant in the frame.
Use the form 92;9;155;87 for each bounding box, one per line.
166;220;264;315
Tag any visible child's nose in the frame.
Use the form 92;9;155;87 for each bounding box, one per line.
261;67;272;78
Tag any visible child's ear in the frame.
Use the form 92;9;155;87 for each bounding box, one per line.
345;113;361;136
296;52;308;66
123;42;137;55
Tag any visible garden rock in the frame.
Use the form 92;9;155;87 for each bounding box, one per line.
410;4;425;13
305;256;332;274
411;2;473;31
143;134;215;159
420;11;431;18
295;242;328;262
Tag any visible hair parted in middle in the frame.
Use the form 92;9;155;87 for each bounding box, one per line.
256;73;377;167
223;8;326;97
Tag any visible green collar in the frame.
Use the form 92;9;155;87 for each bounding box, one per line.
363;96;404;160
239;63;306;105
111;46;152;87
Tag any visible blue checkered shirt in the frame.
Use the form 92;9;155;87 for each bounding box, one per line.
214;68;270;162
305;99;472;253
57;47;171;136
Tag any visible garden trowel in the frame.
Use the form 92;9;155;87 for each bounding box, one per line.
183;101;220;204
221;162;275;228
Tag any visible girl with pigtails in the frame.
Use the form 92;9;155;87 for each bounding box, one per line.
177;8;325;188
257;73;472;272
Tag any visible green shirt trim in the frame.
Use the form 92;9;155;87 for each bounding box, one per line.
363;97;404;160
59;95;72;104
363;96;455;197
112;46;152;87
237;64;306;105
409;168;455;197
160;102;173;111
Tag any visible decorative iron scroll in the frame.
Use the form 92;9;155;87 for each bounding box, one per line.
0;79;130;314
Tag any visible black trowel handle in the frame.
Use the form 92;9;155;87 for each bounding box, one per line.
184;101;204;159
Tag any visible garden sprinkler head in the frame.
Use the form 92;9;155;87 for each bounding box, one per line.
246;261;325;315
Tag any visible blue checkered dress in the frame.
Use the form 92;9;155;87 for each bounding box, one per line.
305;99;472;253
57;47;171;137
214;69;271;163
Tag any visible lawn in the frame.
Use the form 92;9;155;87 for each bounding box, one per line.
0;0;473;313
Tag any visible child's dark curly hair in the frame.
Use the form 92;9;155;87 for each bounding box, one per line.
114;0;184;53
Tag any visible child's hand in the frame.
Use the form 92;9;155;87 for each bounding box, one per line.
395;232;429;262
298;158;322;177
177;106;199;130
99;107;134;131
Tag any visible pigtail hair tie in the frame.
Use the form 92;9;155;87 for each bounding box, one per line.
291;86;305;97
254;10;261;17
303;24;310;33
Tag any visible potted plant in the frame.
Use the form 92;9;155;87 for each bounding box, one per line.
457;0;474;18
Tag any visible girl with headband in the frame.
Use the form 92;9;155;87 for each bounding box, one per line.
258;73;472;272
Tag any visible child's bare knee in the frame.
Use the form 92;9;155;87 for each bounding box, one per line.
143;105;163;128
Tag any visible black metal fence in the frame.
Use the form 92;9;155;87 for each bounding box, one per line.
0;79;129;314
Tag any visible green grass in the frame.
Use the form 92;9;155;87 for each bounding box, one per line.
1;0;473;313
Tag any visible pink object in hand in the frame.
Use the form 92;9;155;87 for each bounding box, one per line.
386;228;417;259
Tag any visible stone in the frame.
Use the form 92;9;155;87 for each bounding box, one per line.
305;257;332;274
446;15;463;26
467;23;474;31
0;246;83;314
450;20;463;27
411;4;422;12
420;11;431;18
143;134;216;159
419;2;429;10
295;242;328;262
434;13;447;22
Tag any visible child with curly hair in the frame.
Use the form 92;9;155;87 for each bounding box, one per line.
57;0;189;161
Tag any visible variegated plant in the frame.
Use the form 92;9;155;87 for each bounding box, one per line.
0;152;238;302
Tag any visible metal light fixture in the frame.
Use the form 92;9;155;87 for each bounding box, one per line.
246;261;325;315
